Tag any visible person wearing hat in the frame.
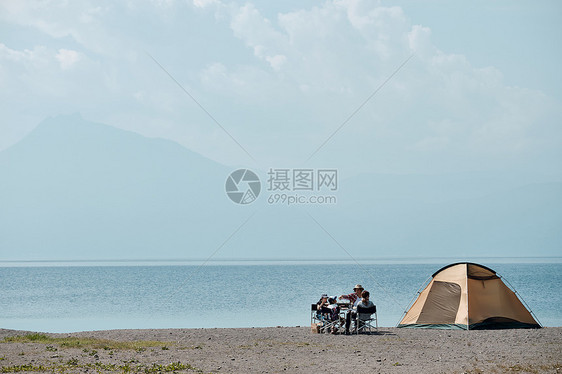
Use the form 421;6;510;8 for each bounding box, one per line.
339;284;364;306
326;297;342;333
316;294;329;318
339;284;364;334
316;295;341;333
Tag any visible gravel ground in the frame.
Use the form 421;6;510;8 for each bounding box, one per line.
0;326;560;373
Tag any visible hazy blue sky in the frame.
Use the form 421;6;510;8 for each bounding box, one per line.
1;1;561;262
1;0;561;175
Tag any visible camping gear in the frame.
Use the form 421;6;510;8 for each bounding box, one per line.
398;262;541;330
354;305;378;334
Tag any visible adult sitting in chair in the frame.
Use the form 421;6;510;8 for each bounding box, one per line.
355;290;376;333
339;284;363;307
339;284;364;334
316;294;330;318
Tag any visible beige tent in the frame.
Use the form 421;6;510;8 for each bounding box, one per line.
398;262;541;330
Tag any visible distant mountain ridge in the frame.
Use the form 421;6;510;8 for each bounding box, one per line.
1;114;560;260
0;114;236;260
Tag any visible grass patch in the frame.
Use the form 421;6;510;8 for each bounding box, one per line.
465;363;562;374
0;363;47;373
0;361;201;373
3;334;48;343
497;363;562;373
2;334;171;351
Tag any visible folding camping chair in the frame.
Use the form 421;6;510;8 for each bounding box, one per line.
311;304;326;333
311;303;342;333
354;305;378;334
311;304;320;324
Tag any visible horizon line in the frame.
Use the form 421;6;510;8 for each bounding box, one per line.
1;256;561;264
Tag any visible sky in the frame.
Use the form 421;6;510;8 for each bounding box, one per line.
1;0;561;176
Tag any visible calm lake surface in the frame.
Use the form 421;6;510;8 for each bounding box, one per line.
0;261;560;332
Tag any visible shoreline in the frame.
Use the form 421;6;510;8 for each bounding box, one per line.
1;327;560;373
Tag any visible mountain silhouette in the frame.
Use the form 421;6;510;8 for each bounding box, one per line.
0;114;237;260
1;114;560;261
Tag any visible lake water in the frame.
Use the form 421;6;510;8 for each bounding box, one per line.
0;261;560;332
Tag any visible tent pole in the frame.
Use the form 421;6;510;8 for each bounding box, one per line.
466;263;469;331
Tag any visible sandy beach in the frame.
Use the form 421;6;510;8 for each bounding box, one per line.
0;326;560;373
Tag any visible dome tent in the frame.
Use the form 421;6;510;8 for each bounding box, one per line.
398;262;541;330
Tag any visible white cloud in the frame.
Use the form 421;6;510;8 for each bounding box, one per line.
55;49;81;69
199;61;277;102
0;1;131;57
228;3;289;72
0;43;49;65
0;0;559;174
192;0;218;8
408;25;433;56
265;54;286;71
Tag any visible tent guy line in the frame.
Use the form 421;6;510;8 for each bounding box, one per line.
305;209;404;308
304;53;415;163
145;51;259;165
164;210;258;302
499;273;543;327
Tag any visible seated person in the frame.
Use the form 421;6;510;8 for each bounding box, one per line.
339;284;364;307
326;297;342;333
339;284;364;334
355;290;375;322
316;294;329;317
326;297;341;322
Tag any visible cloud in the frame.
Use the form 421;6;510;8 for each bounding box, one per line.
192;0;218;8
265;54;286;71
408;25;433;56
0;0;559;174
0;43;48;65
0;43;65;94
228;3;289;72
55;49;81;69
0;1;132;57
